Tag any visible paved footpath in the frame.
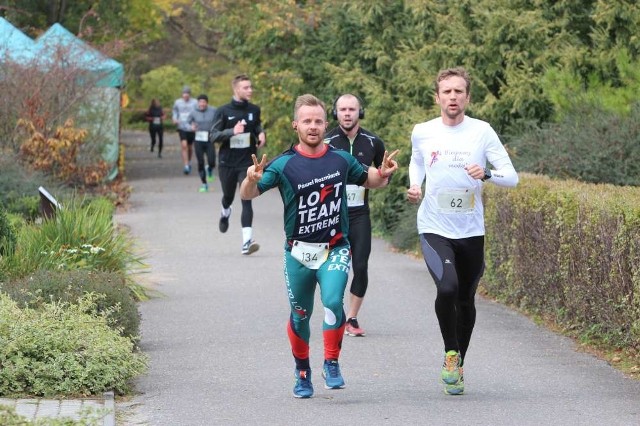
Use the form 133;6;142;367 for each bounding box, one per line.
114;130;640;425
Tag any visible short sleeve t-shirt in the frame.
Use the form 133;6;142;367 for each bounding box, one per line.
257;144;368;247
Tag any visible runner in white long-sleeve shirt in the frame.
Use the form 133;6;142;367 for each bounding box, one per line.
407;67;518;396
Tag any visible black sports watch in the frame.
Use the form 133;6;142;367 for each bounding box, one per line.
481;167;492;182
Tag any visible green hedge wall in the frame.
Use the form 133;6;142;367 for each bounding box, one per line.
483;173;640;348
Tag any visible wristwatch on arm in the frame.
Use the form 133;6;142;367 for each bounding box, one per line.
481;167;492;182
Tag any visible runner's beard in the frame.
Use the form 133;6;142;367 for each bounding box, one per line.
301;132;323;147
340;120;357;132
444;106;463;121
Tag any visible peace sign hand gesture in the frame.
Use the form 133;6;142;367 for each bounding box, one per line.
248;154;267;183
379;149;400;178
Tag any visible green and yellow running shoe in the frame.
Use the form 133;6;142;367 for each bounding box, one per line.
441;350;461;385
444;367;464;395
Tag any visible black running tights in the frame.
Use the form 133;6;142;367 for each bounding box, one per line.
420;233;484;365
195;142;216;184
348;212;372;298
219;165;253;227
149;126;163;152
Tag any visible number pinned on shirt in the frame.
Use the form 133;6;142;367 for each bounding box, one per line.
436;188;475;213
291;241;329;269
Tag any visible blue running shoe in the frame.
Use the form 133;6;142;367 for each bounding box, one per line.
293;369;313;398
322;359;345;389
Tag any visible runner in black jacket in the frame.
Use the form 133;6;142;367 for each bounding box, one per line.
324;94;387;337
210;74;266;255
145;98;165;158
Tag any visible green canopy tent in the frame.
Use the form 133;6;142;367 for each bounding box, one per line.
0;17;35;64
32;23;124;180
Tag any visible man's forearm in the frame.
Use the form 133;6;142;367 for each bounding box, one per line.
364;166;390;189
240;178;260;200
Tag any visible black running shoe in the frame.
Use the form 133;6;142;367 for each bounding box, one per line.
219;211;230;233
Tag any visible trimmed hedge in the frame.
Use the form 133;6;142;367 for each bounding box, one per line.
483;173;640;348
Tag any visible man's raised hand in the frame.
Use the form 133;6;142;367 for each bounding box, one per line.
248;154;267;183
380;149;400;178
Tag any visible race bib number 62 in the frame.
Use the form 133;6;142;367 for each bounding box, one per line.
436;188;475;214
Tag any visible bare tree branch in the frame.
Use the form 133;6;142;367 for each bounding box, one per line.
165;16;220;55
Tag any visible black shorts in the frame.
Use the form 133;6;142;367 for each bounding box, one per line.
178;130;195;144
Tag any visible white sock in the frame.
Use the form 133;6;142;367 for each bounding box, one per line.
222;207;231;217
242;227;252;243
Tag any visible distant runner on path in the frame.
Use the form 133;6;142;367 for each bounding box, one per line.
187;94;217;193
172;86;198;175
211;74;266;255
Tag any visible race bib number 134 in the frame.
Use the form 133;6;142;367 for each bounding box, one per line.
291;240;329;269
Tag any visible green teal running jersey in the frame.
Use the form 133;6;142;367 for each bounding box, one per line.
257;145;368;247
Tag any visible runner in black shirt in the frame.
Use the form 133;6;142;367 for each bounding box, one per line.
211;74;266;255
324;94;387;337
145;98;165;158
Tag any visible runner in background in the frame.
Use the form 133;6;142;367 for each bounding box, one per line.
172;86;198;174
210;74;266;255
187;94;217;192
324;94;388;337
145;98;165;158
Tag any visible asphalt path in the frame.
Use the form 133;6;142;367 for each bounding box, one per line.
115;130;640;425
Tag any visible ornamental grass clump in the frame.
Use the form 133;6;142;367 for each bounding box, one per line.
0;292;147;397
0;196;146;300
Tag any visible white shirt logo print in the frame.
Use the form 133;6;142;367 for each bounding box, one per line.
228;116;235;120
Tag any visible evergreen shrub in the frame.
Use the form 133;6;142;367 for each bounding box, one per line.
509;103;640;186
0;154;56;220
0;293;147;397
1;269;140;341
0;208;16;258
